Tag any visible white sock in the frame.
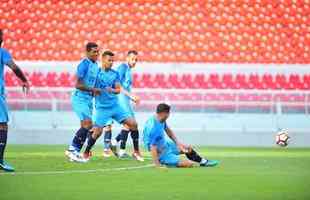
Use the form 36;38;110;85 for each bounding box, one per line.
200;158;207;164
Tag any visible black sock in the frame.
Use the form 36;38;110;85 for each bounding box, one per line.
131;130;139;152
0;129;8;164
115;132;122;142
85;134;97;153
120;129;129;150
185;149;202;163
71;127;89;151
104;130;112;149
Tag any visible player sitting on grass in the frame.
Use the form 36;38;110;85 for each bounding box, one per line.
143;103;219;168
65;42;101;162
0;29;30;172
82;50;143;161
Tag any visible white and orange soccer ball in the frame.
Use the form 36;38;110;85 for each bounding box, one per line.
276;130;290;147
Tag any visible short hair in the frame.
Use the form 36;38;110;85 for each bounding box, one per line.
86;42;98;52
156;103;171;113
102;50;114;57
127;50;138;56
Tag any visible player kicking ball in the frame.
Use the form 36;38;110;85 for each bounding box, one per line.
0;29;30;172
82;50;143;161
65;42;101;162
143;103;219;168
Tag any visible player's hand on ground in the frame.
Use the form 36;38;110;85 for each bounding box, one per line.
156;164;168;171
92;88;101;96
22;81;30;94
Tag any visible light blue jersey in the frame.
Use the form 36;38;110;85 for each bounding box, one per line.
143;116;180;166
117;63;135;117
71;58;99;121
117;63;132;92
0;48;12;95
73;58;99;99
95;68;120;108
143;116;168;152
0;48;12;123
94;68;130;127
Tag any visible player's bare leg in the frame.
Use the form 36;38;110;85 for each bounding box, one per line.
83;126;103;161
177;160;194;168
122;117;144;162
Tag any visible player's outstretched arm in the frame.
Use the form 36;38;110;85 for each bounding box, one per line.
7;61;29;93
121;87;140;104
150;145;161;167
165;126;188;153
75;78;101;96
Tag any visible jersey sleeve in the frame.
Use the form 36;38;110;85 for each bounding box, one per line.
117;64;126;84
76;60;88;79
2;49;13;65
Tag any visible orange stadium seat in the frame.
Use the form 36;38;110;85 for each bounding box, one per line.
0;0;309;63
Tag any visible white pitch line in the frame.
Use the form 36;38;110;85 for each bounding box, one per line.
0;164;154;176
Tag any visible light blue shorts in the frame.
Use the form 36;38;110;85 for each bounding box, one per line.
94;103;131;128
159;140;181;167
71;93;93;121
0;94;9;123
118;94;135;118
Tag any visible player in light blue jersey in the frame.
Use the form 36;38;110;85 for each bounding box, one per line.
102;50;142;159
65;42;101;162
143;103;219;168
0;29;30;172
83;50;143;161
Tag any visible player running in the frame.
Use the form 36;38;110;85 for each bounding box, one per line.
83;50;143;161
0;29;30;172
103;50;142;160
65;42;100;162
143;103;219;168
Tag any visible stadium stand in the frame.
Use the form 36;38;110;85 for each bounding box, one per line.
0;0;309;63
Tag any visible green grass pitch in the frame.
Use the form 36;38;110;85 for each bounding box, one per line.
0;145;309;200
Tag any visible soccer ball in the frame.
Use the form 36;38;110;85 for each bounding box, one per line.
276;130;290;147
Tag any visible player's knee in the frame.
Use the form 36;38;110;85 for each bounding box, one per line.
122;124;130;131
104;125;112;132
92;127;103;139
0;123;8;131
129;120;138;130
81;120;92;129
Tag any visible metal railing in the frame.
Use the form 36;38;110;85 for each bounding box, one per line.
5;87;310;114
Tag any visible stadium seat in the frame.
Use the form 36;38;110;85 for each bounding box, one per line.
0;0;309;63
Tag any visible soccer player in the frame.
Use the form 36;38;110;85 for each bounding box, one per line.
83;50;143;161
65;42;101;162
0;29;30;172
103;50;141;159
143;103;219;168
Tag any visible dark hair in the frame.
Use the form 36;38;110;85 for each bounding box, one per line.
102;50;114;57
156;103;171;113
0;29;3;46
86;42;98;52
127;50;138;56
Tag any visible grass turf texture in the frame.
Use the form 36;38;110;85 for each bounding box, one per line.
0;145;309;200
